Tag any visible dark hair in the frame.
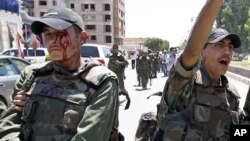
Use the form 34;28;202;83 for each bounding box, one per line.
112;44;119;49
170;47;177;52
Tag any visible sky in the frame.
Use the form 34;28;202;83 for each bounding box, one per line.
125;0;206;47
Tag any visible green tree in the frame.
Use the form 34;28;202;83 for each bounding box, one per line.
218;0;250;54
144;38;169;52
244;8;250;52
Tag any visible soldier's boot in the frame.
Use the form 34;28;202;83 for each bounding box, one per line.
138;81;141;86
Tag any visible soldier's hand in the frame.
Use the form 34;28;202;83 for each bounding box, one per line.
115;60;123;65
13;90;28;112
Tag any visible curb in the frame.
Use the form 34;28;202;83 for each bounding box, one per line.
226;71;250;85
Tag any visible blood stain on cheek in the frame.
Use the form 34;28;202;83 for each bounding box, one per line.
59;31;72;60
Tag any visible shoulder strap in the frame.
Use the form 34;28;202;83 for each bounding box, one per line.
80;64;117;87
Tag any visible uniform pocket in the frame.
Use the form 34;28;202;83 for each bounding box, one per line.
163;120;186;141
184;126;202;141
193;104;211;122
63;99;87;133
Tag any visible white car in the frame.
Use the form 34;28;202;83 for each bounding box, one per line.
81;44;111;67
1;48;49;63
0;55;31;108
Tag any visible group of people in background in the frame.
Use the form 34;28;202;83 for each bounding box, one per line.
131;47;178;90
1;0;250;141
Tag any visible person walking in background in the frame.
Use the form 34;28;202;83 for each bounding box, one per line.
0;7;122;141
136;50;143;86
130;52;137;69
108;44;129;93
138;50;151;90
161;50;168;77
152;0;250;140
165;47;177;76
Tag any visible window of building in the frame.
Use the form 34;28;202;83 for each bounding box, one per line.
40;12;45;17
70;3;74;9
83;4;89;10
105;36;112;43
90;4;95;10
82;14;95;21
105;15;111;22
82;4;95;11
104;4;110;11
90;35;96;41
39;0;47;6
52;0;56;6
105;25;111;32
85;25;96;30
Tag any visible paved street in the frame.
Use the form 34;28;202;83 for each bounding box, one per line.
119;63;249;141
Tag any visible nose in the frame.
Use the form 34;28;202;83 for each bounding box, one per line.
52;33;61;43
223;46;232;57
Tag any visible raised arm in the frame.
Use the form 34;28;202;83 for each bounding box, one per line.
182;0;224;69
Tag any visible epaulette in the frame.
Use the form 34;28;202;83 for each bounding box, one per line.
81;63;117;86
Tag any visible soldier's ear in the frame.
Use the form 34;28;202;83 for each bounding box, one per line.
80;31;88;44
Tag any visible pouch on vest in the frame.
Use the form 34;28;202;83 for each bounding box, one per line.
184;126;203;141
135;112;157;141
21;94;87;141
163;119;186;141
193;104;211;122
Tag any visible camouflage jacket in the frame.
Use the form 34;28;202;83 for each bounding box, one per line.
108;54;128;73
0;60;119;141
138;56;151;75
156;57;249;141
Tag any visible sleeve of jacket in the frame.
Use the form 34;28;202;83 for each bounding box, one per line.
157;56;201;130
71;67;119;141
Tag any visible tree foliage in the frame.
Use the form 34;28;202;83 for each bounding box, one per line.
218;0;250;54
144;38;170;52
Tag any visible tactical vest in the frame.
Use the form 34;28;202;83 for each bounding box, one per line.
160;83;240;141
20;62;118;141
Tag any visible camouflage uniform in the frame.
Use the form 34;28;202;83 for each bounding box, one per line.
108;52;129;92
152;57;250;141
136;54;142;86
138;54;151;89
150;53;159;78
0;100;6;116
0;60;120;141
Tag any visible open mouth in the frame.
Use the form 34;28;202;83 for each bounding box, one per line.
219;58;229;66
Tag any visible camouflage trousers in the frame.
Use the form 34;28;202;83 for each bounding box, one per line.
115;71;127;92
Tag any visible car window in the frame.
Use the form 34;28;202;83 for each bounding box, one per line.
81;46;100;57
11;59;30;71
0;59;18;76
103;47;111;58
23;49;46;56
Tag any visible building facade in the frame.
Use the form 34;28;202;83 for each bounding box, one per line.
0;0;23;52
22;0;125;46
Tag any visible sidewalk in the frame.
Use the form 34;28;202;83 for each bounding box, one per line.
226;71;250;85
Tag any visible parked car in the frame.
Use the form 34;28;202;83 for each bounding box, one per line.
81;44;111;67
0;47;49;63
242;55;250;65
0;55;31;108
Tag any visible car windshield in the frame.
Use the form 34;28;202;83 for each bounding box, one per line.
1;49;46;57
23;49;46;56
0;59;18;76
81;46;100;57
